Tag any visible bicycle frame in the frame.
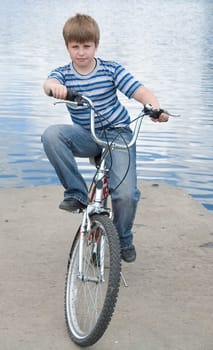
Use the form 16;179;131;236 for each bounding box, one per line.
54;96;146;282
53;95;165;283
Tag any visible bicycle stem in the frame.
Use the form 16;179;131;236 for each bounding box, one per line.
89;99;144;149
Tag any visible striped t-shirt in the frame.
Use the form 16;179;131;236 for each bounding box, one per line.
48;58;143;130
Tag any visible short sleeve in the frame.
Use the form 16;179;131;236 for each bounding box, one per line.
47;67;66;85
113;64;143;98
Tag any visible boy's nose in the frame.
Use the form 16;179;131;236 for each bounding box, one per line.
78;48;85;55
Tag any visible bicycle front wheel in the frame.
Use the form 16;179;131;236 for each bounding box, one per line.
65;214;121;347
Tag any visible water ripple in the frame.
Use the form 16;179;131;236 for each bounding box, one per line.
0;0;212;211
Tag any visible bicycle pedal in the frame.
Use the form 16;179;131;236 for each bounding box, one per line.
71;209;82;214
70;207;86;214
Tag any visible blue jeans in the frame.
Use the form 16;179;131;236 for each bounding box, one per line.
41;124;140;249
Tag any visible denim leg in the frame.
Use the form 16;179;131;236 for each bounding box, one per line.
41;124;101;204
104;128;141;248
42;124;140;248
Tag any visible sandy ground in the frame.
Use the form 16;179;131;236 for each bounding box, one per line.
0;181;213;350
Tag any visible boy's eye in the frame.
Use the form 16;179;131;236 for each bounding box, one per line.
70;44;91;49
69;42;95;50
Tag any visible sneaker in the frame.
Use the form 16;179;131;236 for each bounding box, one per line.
121;245;136;263
59;198;87;212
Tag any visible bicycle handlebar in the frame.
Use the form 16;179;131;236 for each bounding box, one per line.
49;89;175;150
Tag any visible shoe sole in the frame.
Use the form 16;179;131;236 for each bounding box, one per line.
59;204;85;213
121;256;136;263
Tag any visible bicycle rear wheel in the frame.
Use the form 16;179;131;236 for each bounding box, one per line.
65;214;121;347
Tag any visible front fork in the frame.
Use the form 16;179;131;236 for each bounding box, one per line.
78;213;106;283
78;157;109;282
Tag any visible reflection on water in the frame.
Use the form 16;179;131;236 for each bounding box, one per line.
0;0;212;210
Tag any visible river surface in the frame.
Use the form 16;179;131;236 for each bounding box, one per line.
0;0;212;210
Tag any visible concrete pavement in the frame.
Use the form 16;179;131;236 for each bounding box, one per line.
0;182;213;350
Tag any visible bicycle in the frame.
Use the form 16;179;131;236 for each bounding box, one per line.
50;90;172;347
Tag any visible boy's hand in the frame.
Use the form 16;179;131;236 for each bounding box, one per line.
48;84;68;100
44;79;68;99
151;112;169;123
149;108;169;123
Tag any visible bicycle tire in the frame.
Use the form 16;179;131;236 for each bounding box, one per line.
65;214;121;347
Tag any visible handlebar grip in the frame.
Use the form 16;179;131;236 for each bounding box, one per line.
151;108;167;119
47;88;85;106
144;104;167;119
66;89;80;101
66;89;85;106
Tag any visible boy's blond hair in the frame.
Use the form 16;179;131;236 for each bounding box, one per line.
63;14;100;47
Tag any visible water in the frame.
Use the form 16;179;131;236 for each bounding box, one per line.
0;0;212;211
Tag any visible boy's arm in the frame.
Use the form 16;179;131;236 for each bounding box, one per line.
133;86;160;109
133;86;169;122
43;78;67;99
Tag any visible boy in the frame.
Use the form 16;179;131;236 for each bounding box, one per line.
42;14;169;263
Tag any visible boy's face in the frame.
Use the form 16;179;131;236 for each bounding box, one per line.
67;41;98;70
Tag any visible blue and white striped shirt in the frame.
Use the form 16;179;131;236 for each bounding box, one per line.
48;58;143;129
